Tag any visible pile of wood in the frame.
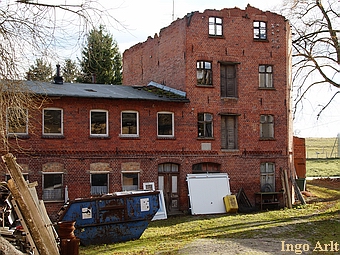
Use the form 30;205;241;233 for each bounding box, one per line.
1;153;60;255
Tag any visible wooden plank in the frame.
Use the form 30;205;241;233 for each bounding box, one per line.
3;153;59;255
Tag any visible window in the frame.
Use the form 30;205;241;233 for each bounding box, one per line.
157;112;174;137
221;115;237;149
122;172;139;191
158;163;179;173
121;111;138;136
209;17;222;36
259;65;273;88
260;115;274;138
220;64;237;97
253;21;267;40
91;173;108;195
198;113;213;138
90;110;108;136
42;173;63;201
192;163;220;173
260;162;275;192
43;108;63;135
197;61;212;85
7;108;28;135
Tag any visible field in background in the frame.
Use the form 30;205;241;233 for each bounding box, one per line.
305;137;340;177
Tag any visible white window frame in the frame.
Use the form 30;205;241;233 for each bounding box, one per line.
254;21;267;40
90;172;109;195
157;112;174;137
120;111;139;137
90;109;108;137
43;108;63;135
209;17;223;36
42;172;63;201
122;171;140;191
7;108;28;135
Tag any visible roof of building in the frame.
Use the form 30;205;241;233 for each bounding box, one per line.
23;80;189;102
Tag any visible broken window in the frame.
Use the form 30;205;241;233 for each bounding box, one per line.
260;114;274;138
43;108;63;135
209;17;223;36
121;111;138;136
198;113;213;138
192;162;220;173
90;110;108;136
221;115;238;150
260;162;275;192
253;21;267;40
157;112;174;137
259;65;273;88
197;61;212;85
91;173;108;195
122;172;139;191
7;108;28;135
220;64;237;97
42;173;63;201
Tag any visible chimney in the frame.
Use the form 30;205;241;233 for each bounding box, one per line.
53;64;63;84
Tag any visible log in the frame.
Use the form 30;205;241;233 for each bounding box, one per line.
2;153;59;255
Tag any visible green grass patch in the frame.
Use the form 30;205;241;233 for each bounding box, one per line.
307;158;340;177
80;180;340;255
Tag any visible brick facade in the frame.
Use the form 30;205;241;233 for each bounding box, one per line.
2;5;294;220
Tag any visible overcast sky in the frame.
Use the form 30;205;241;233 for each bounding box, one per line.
99;0;340;138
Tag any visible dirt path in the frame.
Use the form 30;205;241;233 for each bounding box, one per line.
178;238;312;255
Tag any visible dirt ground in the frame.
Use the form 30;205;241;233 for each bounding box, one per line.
178;238;313;255
178;178;339;255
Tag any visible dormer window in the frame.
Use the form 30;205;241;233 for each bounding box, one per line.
253;21;267;40
209;17;222;36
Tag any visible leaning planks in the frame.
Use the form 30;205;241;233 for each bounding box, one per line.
2;153;59;255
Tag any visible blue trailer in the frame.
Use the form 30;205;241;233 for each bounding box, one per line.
58;190;160;246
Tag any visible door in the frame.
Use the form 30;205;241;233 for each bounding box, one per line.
158;163;179;214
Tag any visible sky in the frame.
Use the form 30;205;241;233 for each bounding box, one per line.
92;1;340;138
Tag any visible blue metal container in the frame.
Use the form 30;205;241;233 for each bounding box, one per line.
58;190;160;246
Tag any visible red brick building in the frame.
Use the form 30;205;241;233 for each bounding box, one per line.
2;5;293;220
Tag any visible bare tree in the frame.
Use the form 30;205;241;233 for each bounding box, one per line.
281;0;339;118
0;0;122;152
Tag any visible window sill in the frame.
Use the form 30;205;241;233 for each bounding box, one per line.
259;137;276;141
253;38;269;42
196;84;214;88
42;135;65;139
258;87;276;90
89;135;110;139
221;97;238;101
208;35;225;39
8;134;30;139
157;136;176;140
119;135;140;139
197;137;215;140
43;200;64;203
221;149;239;152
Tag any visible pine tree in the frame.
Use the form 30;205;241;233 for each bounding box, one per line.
62;59;80;83
78;25;122;84
26;58;53;82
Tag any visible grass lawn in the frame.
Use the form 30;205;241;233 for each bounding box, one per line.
80;179;340;255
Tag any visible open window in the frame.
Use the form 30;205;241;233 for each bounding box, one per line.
259;65;273;88
7;108;28;135
91;173;108;195
209;17;223;36
198;113;213;138
42;173;63;201
43;108;63;135
197;61;212;86
253;21;267;40
260;114;274;138
121;111;138;137
90;110;108;136
157;112;174;137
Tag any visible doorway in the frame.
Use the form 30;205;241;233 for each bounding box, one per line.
158;163;179;214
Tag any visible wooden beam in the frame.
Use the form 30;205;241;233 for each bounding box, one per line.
2;153;59;255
